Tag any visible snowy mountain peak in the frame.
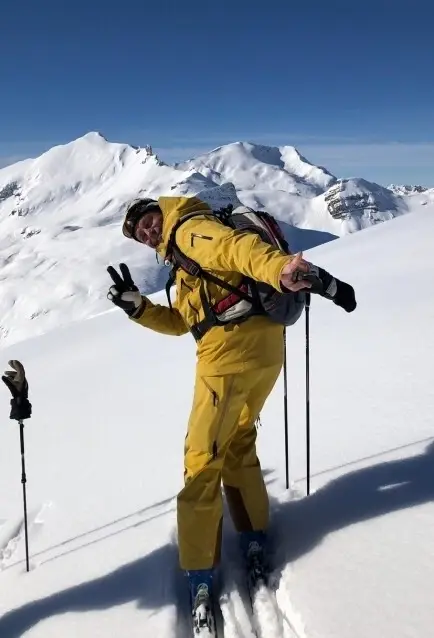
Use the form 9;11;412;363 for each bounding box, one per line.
178;141;336;196
80;131;108;143
322;178;403;230
388;183;431;195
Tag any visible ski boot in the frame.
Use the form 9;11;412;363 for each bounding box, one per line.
240;530;269;591
187;569;216;635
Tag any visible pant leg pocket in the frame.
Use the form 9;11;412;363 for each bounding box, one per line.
201;377;220;407
202;376;236;459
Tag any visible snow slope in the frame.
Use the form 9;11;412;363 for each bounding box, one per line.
0;207;433;638
1;133;432;348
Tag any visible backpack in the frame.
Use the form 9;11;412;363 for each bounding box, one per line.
164;205;306;341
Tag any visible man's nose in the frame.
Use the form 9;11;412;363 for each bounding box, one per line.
143;228;155;246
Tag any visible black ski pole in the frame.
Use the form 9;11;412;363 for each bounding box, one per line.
305;294;311;495
19;418;30;571
283;327;290;489
2;360;32;572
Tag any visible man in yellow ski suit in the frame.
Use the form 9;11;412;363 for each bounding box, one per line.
107;195;355;595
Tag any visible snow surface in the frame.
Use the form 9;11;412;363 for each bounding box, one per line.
1;133;433;348
0;206;433;638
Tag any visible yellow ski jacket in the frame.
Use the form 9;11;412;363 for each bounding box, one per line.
132;196;293;374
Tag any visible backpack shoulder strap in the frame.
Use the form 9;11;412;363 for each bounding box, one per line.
165;265;178;311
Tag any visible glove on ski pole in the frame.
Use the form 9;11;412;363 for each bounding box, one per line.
107;263;146;317
2;360;32;421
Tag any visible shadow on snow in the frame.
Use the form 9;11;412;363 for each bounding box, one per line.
0;441;433;637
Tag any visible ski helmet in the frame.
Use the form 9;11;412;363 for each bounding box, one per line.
122;198;160;240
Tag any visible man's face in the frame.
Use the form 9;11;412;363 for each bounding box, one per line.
134;211;163;248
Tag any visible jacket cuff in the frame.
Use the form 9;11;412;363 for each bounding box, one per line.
130;298;147;320
271;256;292;292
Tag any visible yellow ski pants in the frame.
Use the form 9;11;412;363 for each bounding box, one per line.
177;363;282;570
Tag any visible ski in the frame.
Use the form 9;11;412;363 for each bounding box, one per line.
243;542;287;638
247;577;284;638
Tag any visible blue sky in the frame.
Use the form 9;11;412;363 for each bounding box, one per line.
1;0;433;185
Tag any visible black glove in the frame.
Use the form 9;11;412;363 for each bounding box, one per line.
298;263;357;313
107;263;146;317
332;278;357;313
2;360;32;421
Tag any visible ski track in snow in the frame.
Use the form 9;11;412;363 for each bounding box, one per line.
217;570;307;638
247;569;307;638
0;502;52;571
215;498;308;638
36;498;175;568
0;497;175;572
219;586;257;638
274;567;308;638
0;489;310;638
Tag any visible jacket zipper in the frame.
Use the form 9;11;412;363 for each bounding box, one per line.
191;233;213;247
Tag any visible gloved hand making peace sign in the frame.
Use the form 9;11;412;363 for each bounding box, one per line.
107;263;146;317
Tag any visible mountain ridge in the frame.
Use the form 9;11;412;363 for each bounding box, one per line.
0;132;433;347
